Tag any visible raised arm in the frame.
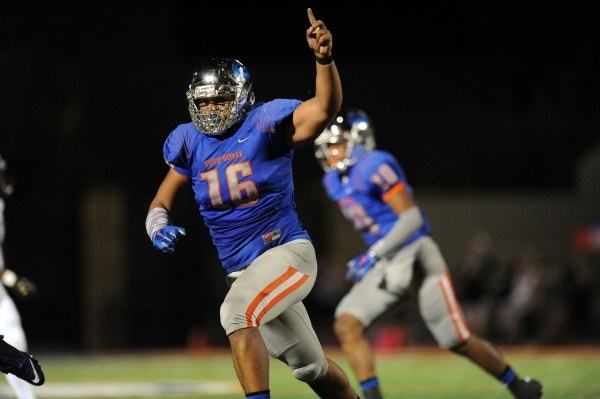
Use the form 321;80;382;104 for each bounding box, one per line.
284;8;343;147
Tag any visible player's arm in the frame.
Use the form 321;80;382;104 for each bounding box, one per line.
149;167;192;215
346;183;424;282
146;168;192;252
368;185;424;259
283;8;342;147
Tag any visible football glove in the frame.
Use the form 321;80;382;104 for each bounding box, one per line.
1;269;38;301
346;252;378;283
152;225;186;253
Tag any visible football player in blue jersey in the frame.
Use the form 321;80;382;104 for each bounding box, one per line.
145;8;360;399
314;109;543;399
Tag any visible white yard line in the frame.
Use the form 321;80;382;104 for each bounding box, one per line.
0;381;240;398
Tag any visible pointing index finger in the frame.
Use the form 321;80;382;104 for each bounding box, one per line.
307;8;316;24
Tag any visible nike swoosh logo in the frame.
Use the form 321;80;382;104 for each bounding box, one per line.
28;357;40;384
238;136;252;143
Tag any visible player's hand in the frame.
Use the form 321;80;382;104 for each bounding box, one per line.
1;269;38;301
152;225;186;253
306;8;332;57
346;252;378;283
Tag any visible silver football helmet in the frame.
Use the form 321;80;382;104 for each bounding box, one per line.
314;109;376;172
186;57;255;135
0;154;14;198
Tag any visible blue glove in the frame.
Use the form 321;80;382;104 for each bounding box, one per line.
152;225;186;253
346;252;378;283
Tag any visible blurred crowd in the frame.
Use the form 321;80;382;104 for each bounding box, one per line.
452;230;600;345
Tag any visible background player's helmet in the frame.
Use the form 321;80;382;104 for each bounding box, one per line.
314;108;376;172
0;155;14;198
186;57;255;135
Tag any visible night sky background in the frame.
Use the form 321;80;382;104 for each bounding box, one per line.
1;3;599;351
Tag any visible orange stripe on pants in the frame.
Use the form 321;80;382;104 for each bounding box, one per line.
245;266;309;328
439;270;470;342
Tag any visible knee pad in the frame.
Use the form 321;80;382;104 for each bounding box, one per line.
291;357;328;384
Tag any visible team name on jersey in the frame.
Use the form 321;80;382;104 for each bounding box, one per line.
204;151;244;168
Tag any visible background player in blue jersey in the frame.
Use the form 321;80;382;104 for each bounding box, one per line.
145;8;360;399
314;109;543;399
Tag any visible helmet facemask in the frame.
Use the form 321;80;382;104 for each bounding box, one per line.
186;58;255;135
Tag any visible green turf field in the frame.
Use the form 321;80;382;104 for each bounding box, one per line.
2;346;598;398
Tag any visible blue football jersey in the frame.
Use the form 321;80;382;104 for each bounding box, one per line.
322;149;431;248
163;99;310;274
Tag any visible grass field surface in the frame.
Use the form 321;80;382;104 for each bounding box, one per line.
1;346;598;398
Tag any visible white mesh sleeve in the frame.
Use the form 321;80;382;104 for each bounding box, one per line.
369;206;423;259
145;207;171;240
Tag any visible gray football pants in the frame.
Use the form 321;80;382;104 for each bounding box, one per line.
335;235;471;348
220;239;329;383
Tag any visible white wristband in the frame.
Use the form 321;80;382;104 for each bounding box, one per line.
145;207;171;240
